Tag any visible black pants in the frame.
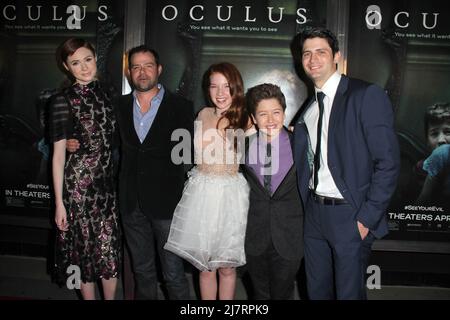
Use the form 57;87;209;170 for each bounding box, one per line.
121;204;190;300
246;241;301;300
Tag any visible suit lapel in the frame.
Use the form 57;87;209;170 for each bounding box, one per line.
244;134;267;194
294;98;314;178
298;97;314;123
272;129;296;198
288;128;295;150
244;161;296;198
243;164;268;195
245;129;296;198
271;165;295;198
328;76;349;149
326;76;357;206
122;94;141;145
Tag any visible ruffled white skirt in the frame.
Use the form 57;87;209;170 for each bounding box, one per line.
164;167;249;271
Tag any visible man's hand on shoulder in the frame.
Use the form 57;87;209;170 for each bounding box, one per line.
66;139;80;153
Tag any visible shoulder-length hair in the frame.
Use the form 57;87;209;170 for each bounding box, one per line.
202;62;249;131
56;38;96;85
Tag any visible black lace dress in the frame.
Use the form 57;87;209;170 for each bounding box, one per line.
49;81;121;283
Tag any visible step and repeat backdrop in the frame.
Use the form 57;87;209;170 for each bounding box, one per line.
1;0;449;245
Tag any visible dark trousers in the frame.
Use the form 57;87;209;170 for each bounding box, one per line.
304;193;375;300
121;204;190;300
246;241;301;300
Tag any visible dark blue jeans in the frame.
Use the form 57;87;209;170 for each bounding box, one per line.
121;205;190;300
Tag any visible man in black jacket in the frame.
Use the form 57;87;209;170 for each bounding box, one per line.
116;46;193;299
242;83;304;299
67;46;193;299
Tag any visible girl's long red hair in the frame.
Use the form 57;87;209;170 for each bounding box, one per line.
202;62;250;131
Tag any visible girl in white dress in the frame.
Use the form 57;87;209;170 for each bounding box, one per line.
164;62;251;300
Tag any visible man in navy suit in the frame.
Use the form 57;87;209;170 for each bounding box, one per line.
293;28;400;299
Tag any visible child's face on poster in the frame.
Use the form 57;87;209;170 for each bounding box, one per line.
427;122;450;150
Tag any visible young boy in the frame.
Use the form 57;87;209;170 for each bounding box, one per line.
416;102;450;205
242;83;303;300
424;102;450;151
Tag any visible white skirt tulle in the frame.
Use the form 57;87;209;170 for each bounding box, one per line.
164;167;250;272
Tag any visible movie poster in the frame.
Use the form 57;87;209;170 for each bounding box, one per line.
143;0;330;117
0;0;124;217
347;0;450;242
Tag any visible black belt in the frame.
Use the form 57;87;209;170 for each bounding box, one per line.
312;193;347;205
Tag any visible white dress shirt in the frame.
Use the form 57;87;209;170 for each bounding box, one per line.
303;71;344;198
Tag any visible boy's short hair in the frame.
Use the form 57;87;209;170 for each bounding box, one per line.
246;83;286;116
424;102;450;134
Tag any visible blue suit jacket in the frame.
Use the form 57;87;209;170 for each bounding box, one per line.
294;75;400;238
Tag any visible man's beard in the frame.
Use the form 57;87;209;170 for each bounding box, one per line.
134;79;157;92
